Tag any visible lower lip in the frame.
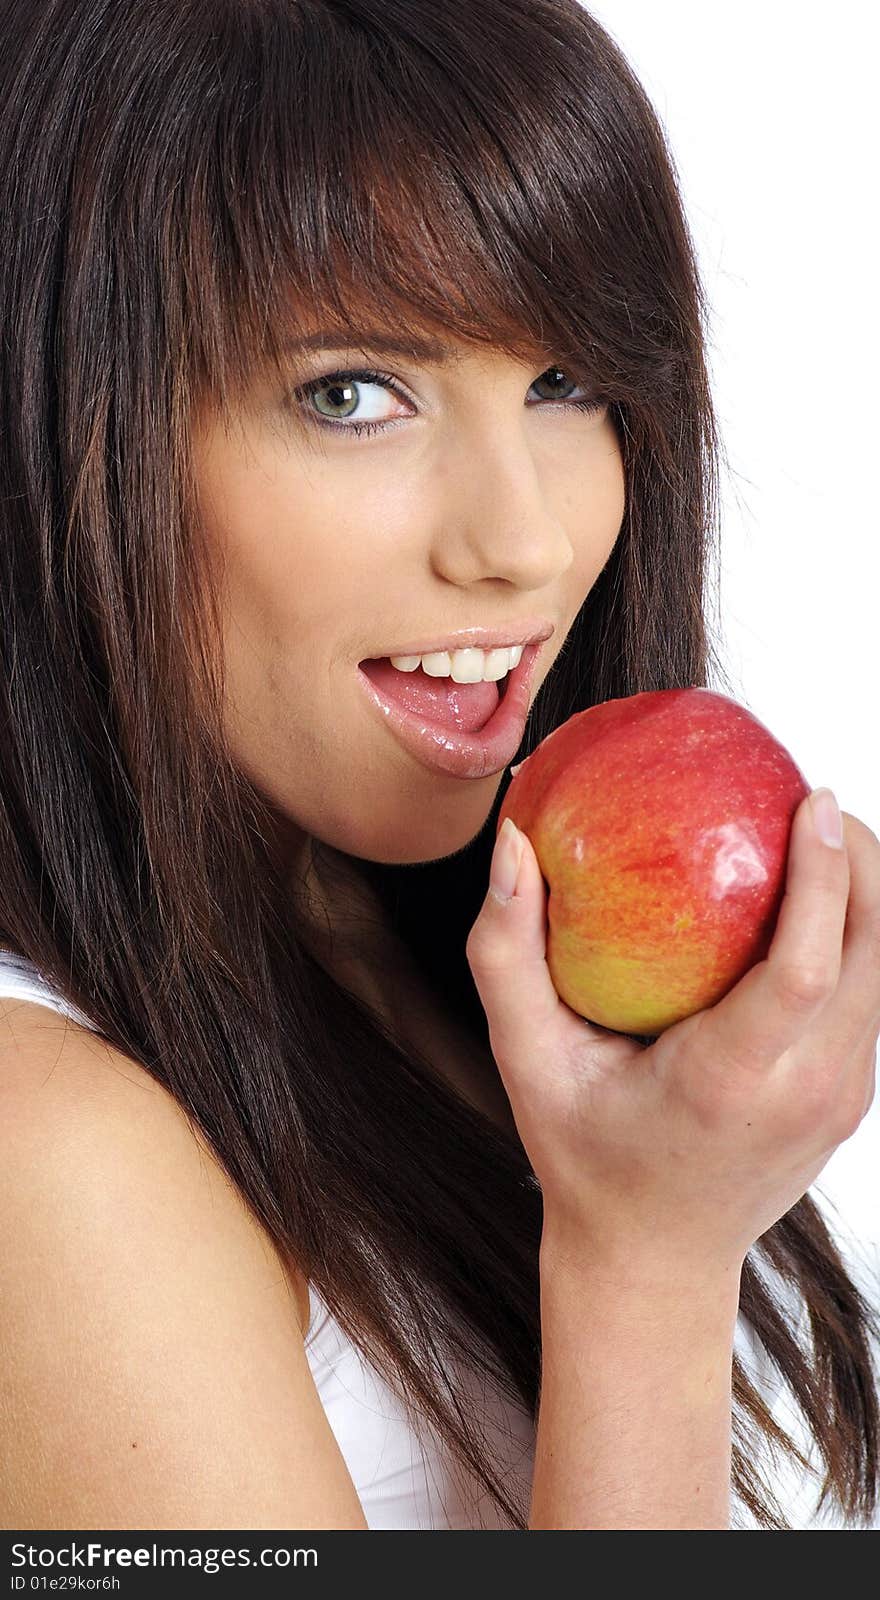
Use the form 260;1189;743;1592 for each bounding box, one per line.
355;642;544;779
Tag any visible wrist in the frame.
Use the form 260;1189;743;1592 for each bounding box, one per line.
539;1211;745;1315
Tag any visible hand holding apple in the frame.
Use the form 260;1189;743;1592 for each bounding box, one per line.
466;760;878;1266
498;687;810;1035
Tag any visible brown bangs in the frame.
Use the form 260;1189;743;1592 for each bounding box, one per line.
177;0;671;413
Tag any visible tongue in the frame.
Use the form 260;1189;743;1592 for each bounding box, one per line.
362;658;501;732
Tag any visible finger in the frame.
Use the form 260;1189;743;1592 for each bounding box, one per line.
700;788;850;1073
787;812;880;1048
467;819;630;1081
834;814;880;1039
465;820;561;1069
753;812;880;1148
812;815;880;1114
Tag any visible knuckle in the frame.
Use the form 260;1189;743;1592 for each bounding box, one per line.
773;961;834;1014
792;1065;849;1140
830;1083;868;1143
799;1047;876;1145
465;929;504;973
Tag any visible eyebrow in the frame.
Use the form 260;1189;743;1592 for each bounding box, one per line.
281;329;457;364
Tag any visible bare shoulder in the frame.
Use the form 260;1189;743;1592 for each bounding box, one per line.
0;995;311;1335
0;990;160;1098
0;995;373;1530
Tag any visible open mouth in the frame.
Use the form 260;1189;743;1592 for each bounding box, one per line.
358;657;510;734
356;640;543;779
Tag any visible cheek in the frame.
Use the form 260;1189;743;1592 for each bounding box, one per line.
592;415;627;530
204;454;379;647
561;418;627;570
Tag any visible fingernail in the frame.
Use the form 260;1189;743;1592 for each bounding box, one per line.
489;818;522;903
510;761;523;778
810;787;844;849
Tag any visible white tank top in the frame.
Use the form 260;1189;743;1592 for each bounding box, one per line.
3;946;875;1529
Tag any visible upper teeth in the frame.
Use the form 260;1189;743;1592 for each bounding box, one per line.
389;645;524;683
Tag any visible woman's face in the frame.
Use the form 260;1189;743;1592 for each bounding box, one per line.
193;330;625;878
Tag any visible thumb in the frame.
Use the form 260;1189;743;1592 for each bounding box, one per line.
465;818;563;1060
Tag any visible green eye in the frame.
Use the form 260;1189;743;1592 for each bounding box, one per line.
290;362;606;440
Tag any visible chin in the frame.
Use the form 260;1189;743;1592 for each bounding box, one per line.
351;782;503;868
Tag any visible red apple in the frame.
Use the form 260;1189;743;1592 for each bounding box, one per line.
499;687;811;1035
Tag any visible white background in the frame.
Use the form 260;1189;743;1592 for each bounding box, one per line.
583;1;879;1526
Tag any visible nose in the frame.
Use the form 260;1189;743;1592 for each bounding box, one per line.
428;424;575;591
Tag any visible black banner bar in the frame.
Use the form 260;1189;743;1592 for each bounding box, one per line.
0;1527;843;1593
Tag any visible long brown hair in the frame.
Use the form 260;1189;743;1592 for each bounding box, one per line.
1;0;876;1529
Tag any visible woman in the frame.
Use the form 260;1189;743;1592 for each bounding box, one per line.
1;0;878;1531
